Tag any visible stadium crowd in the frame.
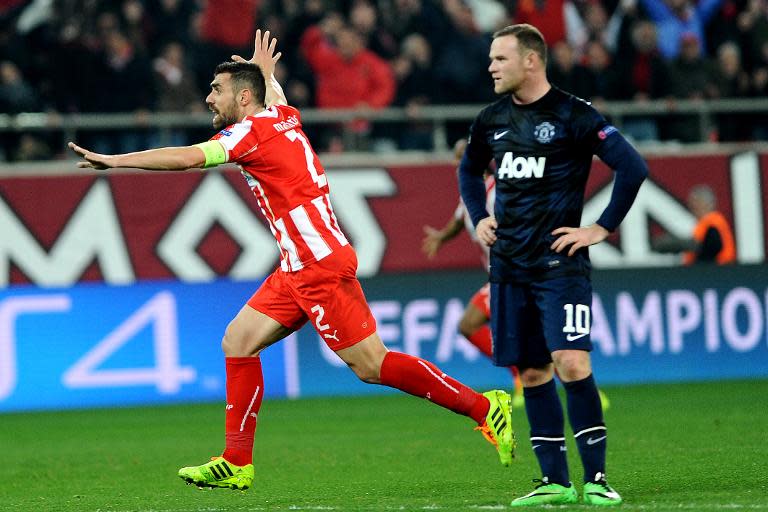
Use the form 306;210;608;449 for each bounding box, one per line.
1;0;767;161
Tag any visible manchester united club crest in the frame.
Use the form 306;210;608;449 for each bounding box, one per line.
534;122;556;143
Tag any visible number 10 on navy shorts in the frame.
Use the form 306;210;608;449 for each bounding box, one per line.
489;275;593;368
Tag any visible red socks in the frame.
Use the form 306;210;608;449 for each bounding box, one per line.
467;325;494;358
467;324;519;379
222;357;264;466
379;351;489;424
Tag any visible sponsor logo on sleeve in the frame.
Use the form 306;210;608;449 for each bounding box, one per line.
598;125;617;140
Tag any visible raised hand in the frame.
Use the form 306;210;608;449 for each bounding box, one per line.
231;29;282;77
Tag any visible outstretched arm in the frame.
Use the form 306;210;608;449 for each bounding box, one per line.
422;214;465;258
68;142;207;171
232;29;286;108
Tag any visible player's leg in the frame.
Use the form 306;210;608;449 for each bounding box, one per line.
334;333;514;466
461;283;524;406
297;247;514;465
179;271;305;490
459;284;494;357
490;282;576;506
538;276;622;506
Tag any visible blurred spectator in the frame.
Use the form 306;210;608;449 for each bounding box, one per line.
615;19;670;140
0;60;37;113
663;33;717;141
513;0;568;46
198;0;258;50
193;0;258;94
300;16;396;150
147;0;198;48
711;41;753;140
739;0;768;70
433;0;494;103
87;29;154;154
638;0;726;58
667;33;715;98
89;30;153;113
151;40;204;146
565;0;630;58
570;40;623;102
653;184;736;265
0;60;40;162
153;41;202;112
349;0;399;59
392;33;437;149
122;0;154;52
13;134;52;161
380;0;453;51
622;20;670;101
548;40;579;93
738;0;768;140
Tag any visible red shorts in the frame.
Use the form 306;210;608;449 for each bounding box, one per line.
469;283;491;318
247;245;377;351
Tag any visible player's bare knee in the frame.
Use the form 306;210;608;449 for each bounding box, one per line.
221;321;243;356
349;361;381;384
553;351;591;382
221;320;261;357
520;366;552;387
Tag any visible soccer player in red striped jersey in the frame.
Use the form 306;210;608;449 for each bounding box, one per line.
68;30;515;491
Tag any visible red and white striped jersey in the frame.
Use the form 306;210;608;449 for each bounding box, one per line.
211;104;348;272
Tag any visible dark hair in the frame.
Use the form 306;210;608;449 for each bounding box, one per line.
213;61;266;106
492;24;547;65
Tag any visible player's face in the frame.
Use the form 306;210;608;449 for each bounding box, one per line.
488;35;527;95
206;73;240;130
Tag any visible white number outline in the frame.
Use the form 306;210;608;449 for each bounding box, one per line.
310;304;330;331
563;303;591;334
284;129;327;187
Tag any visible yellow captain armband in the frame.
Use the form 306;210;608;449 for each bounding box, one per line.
194;140;228;168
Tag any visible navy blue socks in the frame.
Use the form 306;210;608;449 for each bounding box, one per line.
524;378;569;485
563;374;606;482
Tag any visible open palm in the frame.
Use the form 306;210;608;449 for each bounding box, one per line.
231;29;282;76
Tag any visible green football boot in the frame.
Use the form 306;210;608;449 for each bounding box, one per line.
475;389;515;466
599;389;611;411
583;474;623;506
178;456;254;490
511;478;579;506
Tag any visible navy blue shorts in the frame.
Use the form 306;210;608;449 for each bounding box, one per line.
489;275;593;368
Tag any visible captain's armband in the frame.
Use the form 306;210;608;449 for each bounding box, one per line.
193;141;228;168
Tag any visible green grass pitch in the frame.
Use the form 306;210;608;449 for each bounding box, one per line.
3;379;767;511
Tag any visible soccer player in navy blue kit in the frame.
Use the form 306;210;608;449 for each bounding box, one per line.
459;24;648;506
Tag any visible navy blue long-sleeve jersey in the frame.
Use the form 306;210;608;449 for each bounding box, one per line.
459;86;648;283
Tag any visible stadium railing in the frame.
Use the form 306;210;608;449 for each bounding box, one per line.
1;98;767;170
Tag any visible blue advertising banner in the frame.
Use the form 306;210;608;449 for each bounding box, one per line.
1;266;766;412
0;280;289;411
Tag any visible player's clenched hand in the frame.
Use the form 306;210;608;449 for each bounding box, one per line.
476;216;498;247
231;29;282;76
68;142;115;170
550;223;609;256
